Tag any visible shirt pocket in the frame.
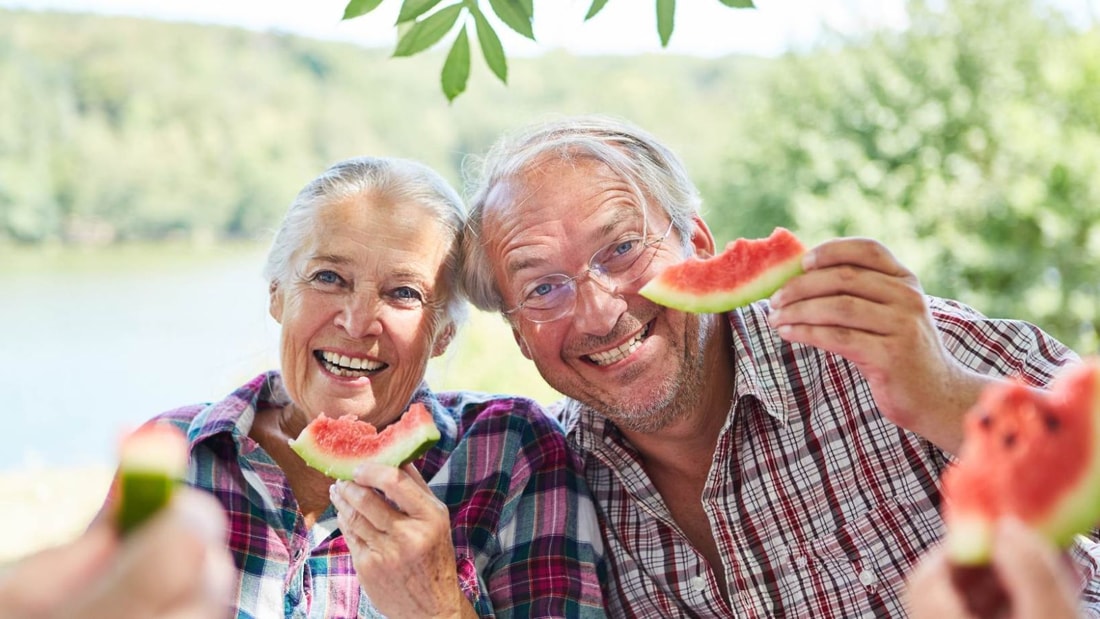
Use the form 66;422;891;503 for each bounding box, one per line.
782;496;943;618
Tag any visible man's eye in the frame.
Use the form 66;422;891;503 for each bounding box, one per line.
613;239;638;257
530;281;557;298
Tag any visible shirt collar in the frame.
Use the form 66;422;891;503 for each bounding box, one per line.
187;371;289;446
727;303;804;427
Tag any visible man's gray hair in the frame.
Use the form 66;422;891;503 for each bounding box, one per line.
461;114;702;313
264;156;468;325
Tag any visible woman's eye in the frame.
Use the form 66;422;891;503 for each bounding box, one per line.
311;270;343;286
391;286;424;303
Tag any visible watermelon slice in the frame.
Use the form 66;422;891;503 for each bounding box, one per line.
115;423;189;535
288;402;441;480
942;359;1100;565
639;227;806;313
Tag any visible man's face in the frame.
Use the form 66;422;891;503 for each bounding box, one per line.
481;157;718;433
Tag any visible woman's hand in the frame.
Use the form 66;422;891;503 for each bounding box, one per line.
906;518;1081;619
331;462;476;619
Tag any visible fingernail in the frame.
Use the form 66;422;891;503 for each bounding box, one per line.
769;291;783;308
802;251;815;271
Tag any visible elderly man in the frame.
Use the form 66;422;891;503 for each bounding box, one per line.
460;115;1100;616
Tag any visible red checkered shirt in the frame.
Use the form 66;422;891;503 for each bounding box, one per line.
558;296;1100;618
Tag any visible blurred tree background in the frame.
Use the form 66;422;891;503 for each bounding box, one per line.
0;0;1097;353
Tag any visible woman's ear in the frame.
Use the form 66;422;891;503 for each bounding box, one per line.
268;282;283;324
431;322;455;358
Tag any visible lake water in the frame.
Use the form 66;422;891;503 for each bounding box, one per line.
0;243;282;470
0;243;557;472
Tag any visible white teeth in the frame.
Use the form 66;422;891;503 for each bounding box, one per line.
320;351;384;372
587;325;649;367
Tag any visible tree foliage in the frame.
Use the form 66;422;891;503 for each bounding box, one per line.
0;0;1096;353
710;0;1100;352
340;0;755;100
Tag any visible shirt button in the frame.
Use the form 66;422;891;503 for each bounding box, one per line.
858;569;877;586
690;576;707;592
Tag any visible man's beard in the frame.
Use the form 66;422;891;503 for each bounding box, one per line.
589;312;717;435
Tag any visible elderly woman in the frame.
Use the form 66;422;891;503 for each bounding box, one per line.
106;157;606;617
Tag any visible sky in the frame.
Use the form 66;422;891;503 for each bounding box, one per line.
0;0;914;57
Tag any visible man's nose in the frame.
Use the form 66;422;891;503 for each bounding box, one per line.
571;276;627;336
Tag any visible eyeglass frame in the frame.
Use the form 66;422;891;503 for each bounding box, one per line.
501;217;676;324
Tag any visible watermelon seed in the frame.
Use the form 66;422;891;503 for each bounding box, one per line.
979;415;992;430
1043;415;1060;432
1002;433;1017;448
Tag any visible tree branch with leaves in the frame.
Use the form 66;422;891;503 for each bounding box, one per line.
342;0;755;100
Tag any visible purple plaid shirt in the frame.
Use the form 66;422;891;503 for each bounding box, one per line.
559;296;1100;617
146;373;606;618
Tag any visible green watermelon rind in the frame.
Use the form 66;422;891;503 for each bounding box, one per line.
640;257;804;314
945;364;1100;565
115;424;189;535
288;414;441;480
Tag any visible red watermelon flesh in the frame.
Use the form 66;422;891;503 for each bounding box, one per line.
288;402;441;480
639;227;806;313
942;359;1100;565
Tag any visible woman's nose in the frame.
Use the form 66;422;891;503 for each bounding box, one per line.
334;292;384;338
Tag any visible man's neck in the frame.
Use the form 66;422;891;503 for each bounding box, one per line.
621;316;736;476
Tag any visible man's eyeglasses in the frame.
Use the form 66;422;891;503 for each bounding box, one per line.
503;219;675;323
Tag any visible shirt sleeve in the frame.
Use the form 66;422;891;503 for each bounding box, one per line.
928;295;1080;385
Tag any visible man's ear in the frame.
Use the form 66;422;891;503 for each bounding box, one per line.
269;283;283;323
688;213;718;259
432;322;455;358
512;327;532;360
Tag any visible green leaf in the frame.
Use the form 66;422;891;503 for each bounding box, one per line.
517;0;534;18
342;0;386;20
393;3;463;57
657;0;675;47
441;25;471;102
717;0;755;7
471;7;507;83
396;0;445;24
584;0;609;20
487;0;535;39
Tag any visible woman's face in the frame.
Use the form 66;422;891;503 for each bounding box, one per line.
269;192;454;428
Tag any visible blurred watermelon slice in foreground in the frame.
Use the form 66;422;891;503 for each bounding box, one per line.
289;402;440;480
942;359;1100;565
640;227;806;313
115;423;189;534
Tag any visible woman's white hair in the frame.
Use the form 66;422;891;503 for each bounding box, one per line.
264;156;469;327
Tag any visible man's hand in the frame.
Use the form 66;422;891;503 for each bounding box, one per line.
768;237;994;453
